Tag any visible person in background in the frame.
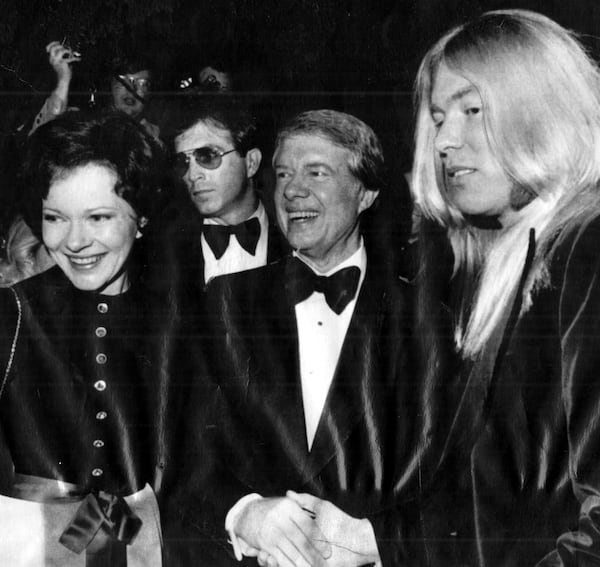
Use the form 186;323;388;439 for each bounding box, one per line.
0;215;55;286
29;41;160;140
150;96;287;299
198;62;233;93
179;57;234;93
412;9;600;565
0;111;172;566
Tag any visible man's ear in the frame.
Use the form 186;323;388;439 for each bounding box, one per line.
358;188;379;214
245;148;262;178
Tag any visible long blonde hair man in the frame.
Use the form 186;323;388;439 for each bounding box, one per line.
413;9;600;358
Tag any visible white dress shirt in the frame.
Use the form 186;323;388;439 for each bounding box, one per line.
201;202;269;283
225;242;374;562
294;243;367;448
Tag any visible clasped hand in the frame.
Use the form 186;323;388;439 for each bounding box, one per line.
234;495;331;567
234;492;380;567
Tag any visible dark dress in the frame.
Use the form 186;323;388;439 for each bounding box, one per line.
0;265;172;566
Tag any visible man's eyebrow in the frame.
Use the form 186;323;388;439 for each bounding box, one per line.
431;85;477;112
304;161;334;170
450;85;477;102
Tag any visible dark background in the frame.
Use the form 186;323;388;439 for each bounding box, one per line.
2;0;599;160
0;0;599;233
3;0;599;94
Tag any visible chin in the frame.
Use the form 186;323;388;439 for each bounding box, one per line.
65;272;102;290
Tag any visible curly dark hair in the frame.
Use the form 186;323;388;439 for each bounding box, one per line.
20;110;166;239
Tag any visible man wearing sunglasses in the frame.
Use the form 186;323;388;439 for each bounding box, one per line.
170;96;287;289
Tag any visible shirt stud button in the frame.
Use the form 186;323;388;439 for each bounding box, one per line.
95;327;107;338
91;468;103;477
95;411;107;420
96;353;107;365
93;439;105;448
94;380;107;391
97;303;108;314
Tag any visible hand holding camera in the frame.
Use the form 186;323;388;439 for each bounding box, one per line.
45;40;81;83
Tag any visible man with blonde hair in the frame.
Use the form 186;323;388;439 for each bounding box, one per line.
412;9;600;566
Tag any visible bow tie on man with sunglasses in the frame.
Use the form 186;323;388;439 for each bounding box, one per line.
167;97;287;288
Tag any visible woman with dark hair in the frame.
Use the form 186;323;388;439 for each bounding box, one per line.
412;9;600;566
0;111;170;566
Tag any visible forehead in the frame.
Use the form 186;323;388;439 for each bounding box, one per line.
431;63;479;107
274;134;351;167
175;120;233;152
45;164;121;205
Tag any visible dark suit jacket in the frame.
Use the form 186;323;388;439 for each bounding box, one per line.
145;199;288;302
415;213;600;567
169;254;433;566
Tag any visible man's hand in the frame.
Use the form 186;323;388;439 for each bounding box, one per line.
286;491;381;567
233;496;332;567
45;41;81;83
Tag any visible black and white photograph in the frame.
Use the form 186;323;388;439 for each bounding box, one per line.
0;1;599;566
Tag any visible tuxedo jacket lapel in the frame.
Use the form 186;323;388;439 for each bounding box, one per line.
243;268;310;468
302;270;384;482
266;217;289;263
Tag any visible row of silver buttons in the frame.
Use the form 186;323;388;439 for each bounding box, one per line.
91;303;109;479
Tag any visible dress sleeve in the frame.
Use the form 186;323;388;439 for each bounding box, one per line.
0;286;21;393
28;92;68;136
0;286;21;491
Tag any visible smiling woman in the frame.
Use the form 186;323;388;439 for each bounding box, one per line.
0;111;171;566
42;164;141;295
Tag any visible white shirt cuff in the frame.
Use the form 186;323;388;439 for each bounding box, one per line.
225;493;263;561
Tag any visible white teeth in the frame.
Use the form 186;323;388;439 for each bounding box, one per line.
70;255;102;266
289;211;318;220
448;168;475;178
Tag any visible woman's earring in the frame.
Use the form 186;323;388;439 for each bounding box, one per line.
136;217;149;239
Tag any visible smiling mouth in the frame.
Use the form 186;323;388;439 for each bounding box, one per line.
68;254;105;268
447;168;475;179
192;188;214;198
288;211;318;222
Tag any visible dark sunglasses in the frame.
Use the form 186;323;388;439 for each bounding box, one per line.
174;147;237;175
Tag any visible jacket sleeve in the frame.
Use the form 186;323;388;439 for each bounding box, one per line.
536;218;600;566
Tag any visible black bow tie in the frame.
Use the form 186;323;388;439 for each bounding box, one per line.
203;218;261;259
285;257;361;315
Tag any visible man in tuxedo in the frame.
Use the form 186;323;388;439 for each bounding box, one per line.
160;96;287;294
176;109;422;567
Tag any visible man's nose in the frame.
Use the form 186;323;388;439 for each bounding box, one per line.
282;174;310;199
186;158;206;182
434;115;464;155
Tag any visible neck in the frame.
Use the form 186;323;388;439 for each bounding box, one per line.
210;188;259;226
298;232;362;274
